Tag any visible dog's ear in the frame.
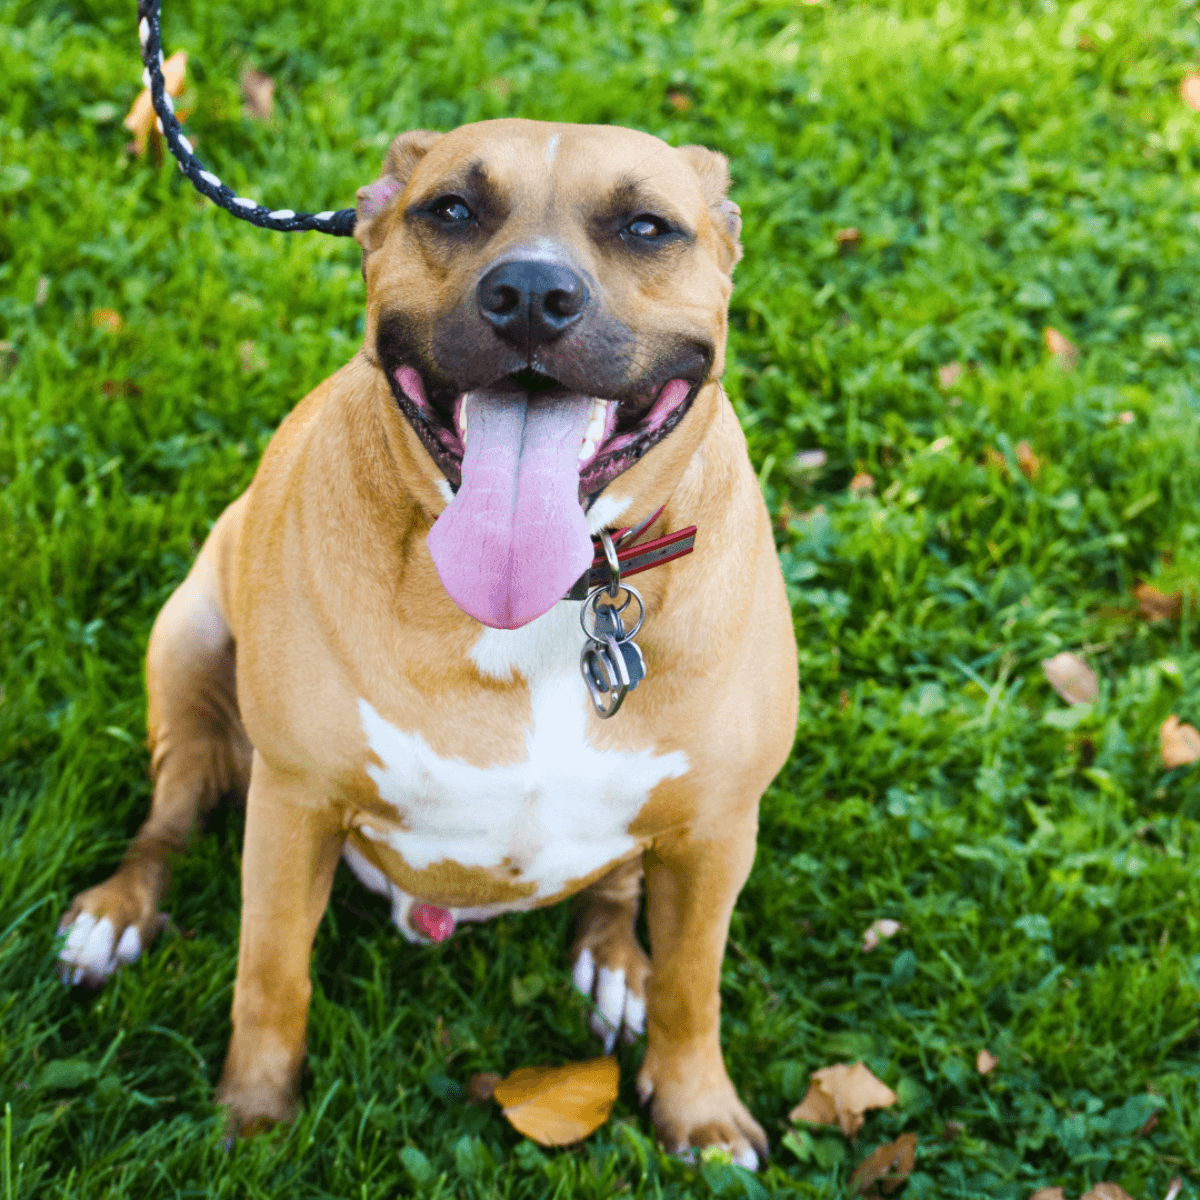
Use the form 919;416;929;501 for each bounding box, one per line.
676;144;742;273
355;130;443;266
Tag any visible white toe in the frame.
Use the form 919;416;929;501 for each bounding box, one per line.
76;916;116;977
622;991;646;1039
115;925;142;965
732;1146;759;1171
572;947;595;996
595;966;626;1030
62;912;97;956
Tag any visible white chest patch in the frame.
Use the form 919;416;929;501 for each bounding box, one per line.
355;602;689;914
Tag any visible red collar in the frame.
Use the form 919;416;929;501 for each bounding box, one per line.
567;506;696;600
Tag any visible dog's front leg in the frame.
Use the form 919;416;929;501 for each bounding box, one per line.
215;752;344;1132
639;813;766;1169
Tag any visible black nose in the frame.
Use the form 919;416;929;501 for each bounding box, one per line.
477;259;588;351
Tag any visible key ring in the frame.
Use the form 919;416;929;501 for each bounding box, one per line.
579;584;645;642
600;529;621;598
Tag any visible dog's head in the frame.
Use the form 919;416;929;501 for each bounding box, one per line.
355;119;742;629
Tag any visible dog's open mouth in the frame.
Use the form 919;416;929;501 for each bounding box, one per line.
389;364;699;630
391;365;697;497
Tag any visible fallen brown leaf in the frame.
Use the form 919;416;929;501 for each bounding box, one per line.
91;308;123;334
101;379;143;399
983;446;1007;474
976;1049;998;1075
789;1061;897;1138
849;472;875;494
492;1057;618;1146
850;1132;916;1196
467;1072;501;1104
239;340;268;374
1080;1186;1135;1200
241;67;275;121
1134;583;1182;621
861;919;902;953
836;227;862;251
1016;439;1041;480
1029;1190;1066;1200
667;90;690;112
1183;72;1200;112
1041;652;1098;705
1043;326;1079;370
938;362;964;389
124;50;189;156
1161;715;1200;768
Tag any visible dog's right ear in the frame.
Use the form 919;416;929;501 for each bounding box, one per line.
355;130;443;267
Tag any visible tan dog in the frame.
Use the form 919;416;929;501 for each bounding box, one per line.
57;118;798;1166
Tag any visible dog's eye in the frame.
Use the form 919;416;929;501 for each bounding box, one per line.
431;196;473;223
624;215;669;239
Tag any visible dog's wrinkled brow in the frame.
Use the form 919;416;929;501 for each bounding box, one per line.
410;160;506;213
595;175;692;236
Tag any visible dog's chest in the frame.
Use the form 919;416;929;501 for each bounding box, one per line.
353;603;689;909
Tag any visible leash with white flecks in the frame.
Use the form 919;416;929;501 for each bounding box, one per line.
135;0;356;236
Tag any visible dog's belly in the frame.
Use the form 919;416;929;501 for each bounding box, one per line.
343;602;689;929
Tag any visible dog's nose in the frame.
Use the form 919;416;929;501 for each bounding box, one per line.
477;259;588;349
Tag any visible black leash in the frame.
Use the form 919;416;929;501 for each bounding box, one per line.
136;0;356;236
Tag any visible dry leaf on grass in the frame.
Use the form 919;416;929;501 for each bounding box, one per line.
241;68;275;121
1183;72;1200;112
861;919;902;952
1134;583;1182;621
239;340;268;374
1029;1190;1066;1200
983;446;1008;474
1161;715;1200;768
1080;1185;1135;1200
1041;652;1098;705
124;50;189;156
1016;440;1041;480
667;90;691;112
492;1057;618;1146
849;472;875;494
835;227;862;251
976;1049;998;1075
789;1061;897;1138
850;1132;916;1195
91;308;122;334
1043;326;1079;370
466;1072;501;1104
938;362;963;389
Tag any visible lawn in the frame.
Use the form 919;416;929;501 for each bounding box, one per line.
3;0;1200;1195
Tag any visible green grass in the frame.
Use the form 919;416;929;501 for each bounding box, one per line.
3;0;1200;1195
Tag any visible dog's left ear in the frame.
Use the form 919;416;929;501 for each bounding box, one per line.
355;129;443;269
677;145;742;273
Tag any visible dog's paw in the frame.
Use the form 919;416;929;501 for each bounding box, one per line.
637;1056;767;1171
56;880;166;987
215;1080;300;1136
571;944;649;1052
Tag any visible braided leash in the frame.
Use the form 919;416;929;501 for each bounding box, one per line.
136;0;356;236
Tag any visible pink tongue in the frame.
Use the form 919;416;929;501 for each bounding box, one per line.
426;392;594;629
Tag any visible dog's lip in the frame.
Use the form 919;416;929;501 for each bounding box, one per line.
390;364;700;496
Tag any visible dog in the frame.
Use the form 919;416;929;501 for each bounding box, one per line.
56;118;798;1166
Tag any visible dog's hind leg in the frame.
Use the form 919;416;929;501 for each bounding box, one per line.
570;855;651;1052
58;507;251;986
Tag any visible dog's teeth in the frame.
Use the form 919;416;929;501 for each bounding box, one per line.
578;400;608;464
